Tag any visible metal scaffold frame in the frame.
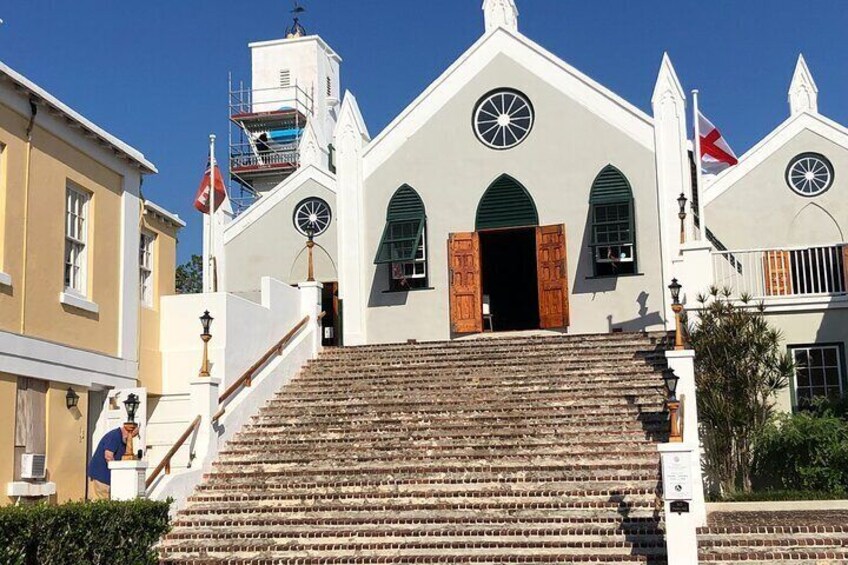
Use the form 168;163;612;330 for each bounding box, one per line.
228;73;315;214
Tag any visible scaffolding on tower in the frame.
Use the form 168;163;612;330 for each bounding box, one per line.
228;74;315;214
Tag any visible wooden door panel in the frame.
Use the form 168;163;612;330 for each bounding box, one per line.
449;232;483;334
764;250;792;296
536;225;570;329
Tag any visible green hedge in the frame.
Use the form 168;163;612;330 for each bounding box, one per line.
753;410;848;494
0;499;171;565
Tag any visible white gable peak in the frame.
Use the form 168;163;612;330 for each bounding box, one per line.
789;54;819;116
335;90;371;144
652;52;685;105
483;0;519;33
299;119;327;170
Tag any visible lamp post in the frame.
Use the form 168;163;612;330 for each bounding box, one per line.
669;278;685;350
677;193;688;245
305;225;316;282
65;387;79;410
122;393;141;461
199;310;214;377
663;369;683;443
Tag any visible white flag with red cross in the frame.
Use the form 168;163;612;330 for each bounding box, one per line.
698;111;738;174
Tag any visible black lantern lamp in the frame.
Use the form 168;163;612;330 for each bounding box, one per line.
305;225;316;282
199;310;214;377
200;310;214;337
662;369;680;401
123;393;141;424
677;193;688;219
65;387;79;410
668;278;682;307
122;393;141;461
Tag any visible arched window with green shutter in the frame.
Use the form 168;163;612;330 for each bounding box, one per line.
476;175;539;231
375;185;428;291
589;166;636;276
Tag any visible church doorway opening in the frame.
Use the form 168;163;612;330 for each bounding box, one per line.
479;228;540;331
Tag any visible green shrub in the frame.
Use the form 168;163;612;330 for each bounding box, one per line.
0;499;171;565
753;410;848;494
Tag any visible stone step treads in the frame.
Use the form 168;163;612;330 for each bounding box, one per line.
159;331;672;563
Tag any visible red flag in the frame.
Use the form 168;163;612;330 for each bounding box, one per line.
698;111;738;174
193;162;227;214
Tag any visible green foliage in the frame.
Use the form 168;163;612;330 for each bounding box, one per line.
708;489;848;503
689;287;794;496
753;408;848;494
176;254;203;294
0;499;171;565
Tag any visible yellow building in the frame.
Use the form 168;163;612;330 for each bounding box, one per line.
0;61;183;504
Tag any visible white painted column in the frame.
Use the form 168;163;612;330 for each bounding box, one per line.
299;281;324;356
658;349;707;564
109;460;149;501
189;376;221;466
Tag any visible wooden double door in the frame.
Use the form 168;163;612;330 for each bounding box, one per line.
448;224;570;334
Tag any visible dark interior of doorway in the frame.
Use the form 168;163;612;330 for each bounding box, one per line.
480;228;540;332
321;282;340;347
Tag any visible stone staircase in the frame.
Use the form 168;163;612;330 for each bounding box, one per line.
159;331;672;564
698;509;848;564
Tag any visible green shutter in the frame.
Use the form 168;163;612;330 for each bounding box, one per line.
589;166;633;204
476;175;539;231
375;185;426;264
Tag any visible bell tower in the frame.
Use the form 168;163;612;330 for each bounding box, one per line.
483;0;519;33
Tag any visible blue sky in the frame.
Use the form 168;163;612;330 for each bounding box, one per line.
1;1;846;263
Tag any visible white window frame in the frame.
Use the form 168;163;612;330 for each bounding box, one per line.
392;229;427;281
790;344;845;408
139;231;155;308
64;185;90;297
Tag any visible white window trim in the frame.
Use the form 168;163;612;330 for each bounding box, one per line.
64;185;90;297
139;231;155;308
0;271;11;288
59;291;99;314
790;344;844;408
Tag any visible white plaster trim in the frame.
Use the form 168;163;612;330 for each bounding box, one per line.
0;329;137;388
59;291;100;314
144;200;186;228
222;165;336;243
0;271;11;287
0;61;156;173
690;294;848;314
364;27;654;177
7;481;56;498
708;500;848;513
248;35;342;63
704;112;848;205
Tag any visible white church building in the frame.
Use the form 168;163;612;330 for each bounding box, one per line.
216;0;848;413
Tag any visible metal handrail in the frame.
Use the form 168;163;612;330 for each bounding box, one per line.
212;315;312;423
145;415;201;490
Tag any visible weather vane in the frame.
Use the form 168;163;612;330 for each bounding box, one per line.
286;1;307;38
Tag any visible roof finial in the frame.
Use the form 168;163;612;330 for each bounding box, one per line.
286;1;307;38
789;54;818;116
483;0;519;33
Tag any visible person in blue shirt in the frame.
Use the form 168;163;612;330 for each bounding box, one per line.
87;425;138;500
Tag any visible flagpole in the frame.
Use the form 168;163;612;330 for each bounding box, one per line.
209;134;217;292
692;89;706;242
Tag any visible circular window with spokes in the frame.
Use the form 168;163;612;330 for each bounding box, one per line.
786;153;834;197
473;89;534;150
293;197;332;236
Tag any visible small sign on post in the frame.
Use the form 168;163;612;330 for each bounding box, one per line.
661;450;693;500
670;500;690;514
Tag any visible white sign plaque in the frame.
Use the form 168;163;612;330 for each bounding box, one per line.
661;450;693;500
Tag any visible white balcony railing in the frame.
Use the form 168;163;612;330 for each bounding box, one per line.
712;244;847;300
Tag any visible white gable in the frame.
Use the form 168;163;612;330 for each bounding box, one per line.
363;27;655;178
789;54;819;116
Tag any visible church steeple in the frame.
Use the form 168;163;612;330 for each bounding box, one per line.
788;54;819;116
483;0;519;33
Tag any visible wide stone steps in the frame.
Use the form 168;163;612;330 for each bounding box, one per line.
159;331;670;564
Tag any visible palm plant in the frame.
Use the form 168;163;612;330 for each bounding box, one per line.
688;287;793;495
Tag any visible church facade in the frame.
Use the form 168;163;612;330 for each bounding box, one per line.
221;0;848;412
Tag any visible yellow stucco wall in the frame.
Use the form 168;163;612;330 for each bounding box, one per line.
138;212;179;395
0;102;124;356
46;383;88;503
0;373;17;505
